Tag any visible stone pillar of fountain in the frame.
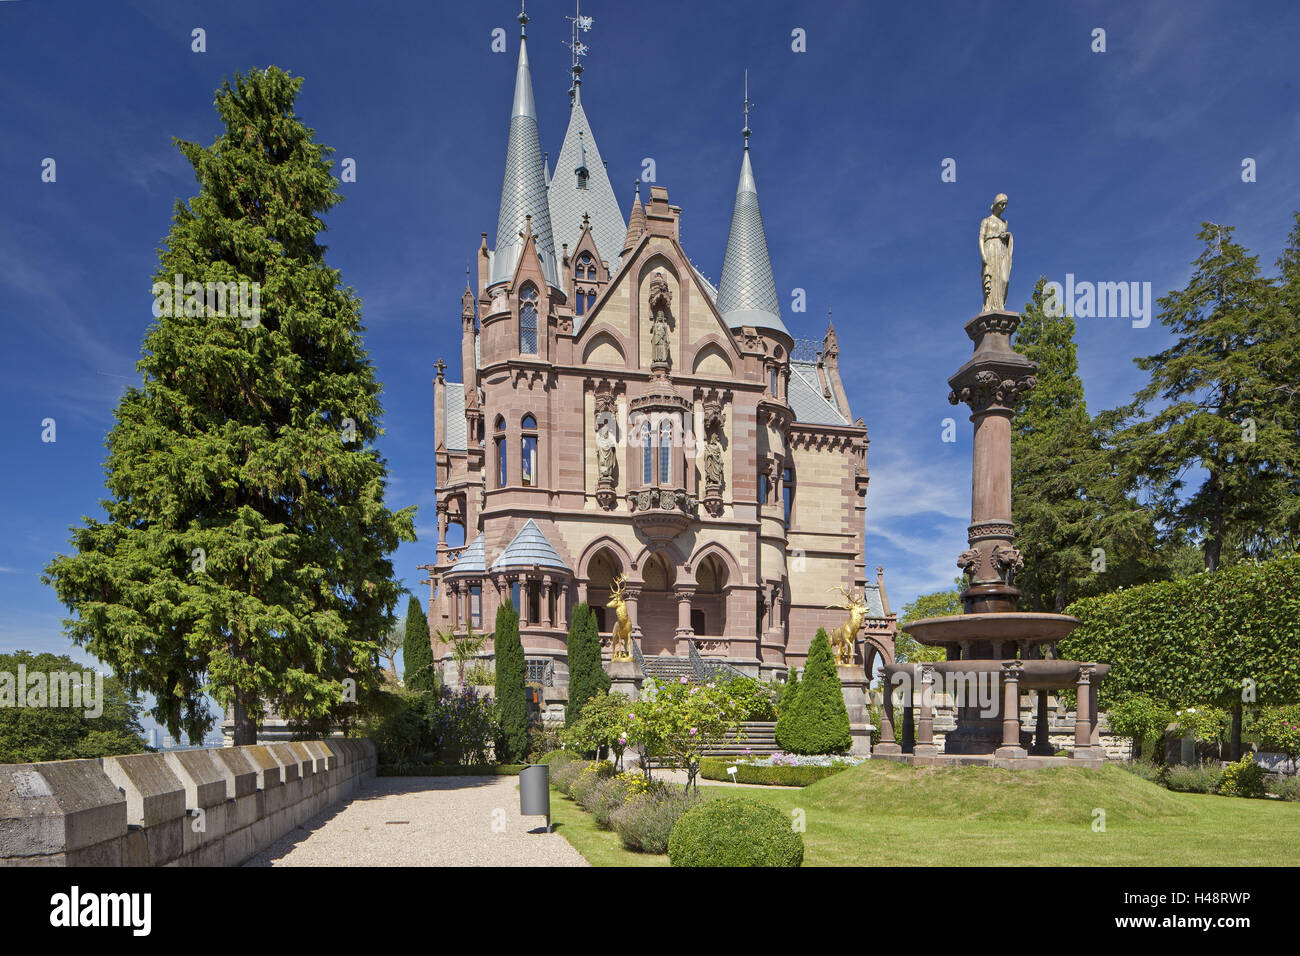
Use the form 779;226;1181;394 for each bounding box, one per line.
947;310;1038;620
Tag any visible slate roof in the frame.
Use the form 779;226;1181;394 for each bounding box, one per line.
447;533;486;576
488;518;571;572
547;86;625;275
788;361;849;426
861;582;888;619
716;147;787;335
444;383;467;451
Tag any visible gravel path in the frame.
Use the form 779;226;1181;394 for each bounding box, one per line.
243;775;588;867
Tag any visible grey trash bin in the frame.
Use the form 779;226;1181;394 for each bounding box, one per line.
519;764;551;832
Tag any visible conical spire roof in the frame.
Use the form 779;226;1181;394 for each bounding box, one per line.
489;21;559;289
548;84;625;274
715;146;787;335
622;186;646;255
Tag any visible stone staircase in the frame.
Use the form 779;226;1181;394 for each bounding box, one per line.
706;721;779;757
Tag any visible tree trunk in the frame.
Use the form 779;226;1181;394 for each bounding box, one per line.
233;689;259;746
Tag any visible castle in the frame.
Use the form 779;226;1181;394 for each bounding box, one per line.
421;9;895;709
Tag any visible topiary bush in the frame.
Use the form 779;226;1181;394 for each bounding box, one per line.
402;595;436;692
1219;753;1268;798
777;629;851;755
773;670;800;746
611;787;701;854
668;797;803;867
493;599;528;763
537;749;579;767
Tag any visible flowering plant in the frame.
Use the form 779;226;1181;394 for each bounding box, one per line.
626;678;745;790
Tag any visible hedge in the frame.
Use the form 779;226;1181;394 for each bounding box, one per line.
698;757;850;787
1062;554;1300;709
668;797;803;867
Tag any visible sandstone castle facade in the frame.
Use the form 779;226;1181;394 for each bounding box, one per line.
421;11;895;705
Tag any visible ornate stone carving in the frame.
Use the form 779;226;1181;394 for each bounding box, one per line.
948;371;1037;414
703;432;725;489
991;543;1024;586
957;548;981;580
967;521;1015;542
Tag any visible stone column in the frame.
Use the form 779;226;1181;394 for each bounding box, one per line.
876;676;901;755
1089;680;1101;749
436;503;448;546
837;665;873;757
1074;664;1095;758
556;581;568;630
674;586;695;654
914;663;938;758
577;580;588;606
995;661;1027;759
448;583;460;628
542;575;553;628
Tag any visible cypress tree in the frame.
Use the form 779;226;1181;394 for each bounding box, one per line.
565;603;609;724
42;67;415;745
403;595;435;692
493;599;528;763
779;630;851;755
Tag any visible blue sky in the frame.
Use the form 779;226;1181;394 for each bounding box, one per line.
2;0;1298;717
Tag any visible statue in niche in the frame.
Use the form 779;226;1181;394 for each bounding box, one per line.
979;193;1013;312
703;431;725;487
597;436;617;483
648;271;672;367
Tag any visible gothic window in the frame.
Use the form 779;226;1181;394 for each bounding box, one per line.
577;253;596;280
519;284;538;354
586;291;595;313
495;416;507;488
658;419;673;484
575;288;587;317
642;422;653;484
521;414;538;487
783;466;795;529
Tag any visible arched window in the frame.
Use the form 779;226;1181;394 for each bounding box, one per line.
586;291;595;313
641;422;652;485
783;466;795;529
521;414;538;487
495;416;507;488
519;284;538;354
658;419;673;484
577;253;595;281
575;288;586;317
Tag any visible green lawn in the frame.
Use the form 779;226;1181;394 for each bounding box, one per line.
553;762;1300;866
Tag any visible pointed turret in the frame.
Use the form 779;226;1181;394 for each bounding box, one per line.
547;54;625;275
621;182;646;257
489;9;559;290
715;97;787;335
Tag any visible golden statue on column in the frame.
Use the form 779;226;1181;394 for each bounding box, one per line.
825;586;869;666
607;575;634;662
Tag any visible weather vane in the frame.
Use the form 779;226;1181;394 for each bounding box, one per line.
566;0;594;98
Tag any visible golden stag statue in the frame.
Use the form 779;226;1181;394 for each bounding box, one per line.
607;575;634;662
825;586;869;666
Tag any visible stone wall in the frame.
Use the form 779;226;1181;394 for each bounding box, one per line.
0;738;376;866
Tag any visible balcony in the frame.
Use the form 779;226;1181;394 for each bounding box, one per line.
627;486;697;541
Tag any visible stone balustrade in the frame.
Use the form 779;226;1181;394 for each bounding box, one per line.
0;738;376;866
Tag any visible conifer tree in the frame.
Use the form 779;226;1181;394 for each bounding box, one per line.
493;599;528;763
1012;279;1157;611
778;630;851;755
565;603;609;724
773;669;800;749
403;595;435;692
1107;224;1298;572
42;68;415;744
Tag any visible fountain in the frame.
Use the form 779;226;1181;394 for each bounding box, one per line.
874;195;1109;767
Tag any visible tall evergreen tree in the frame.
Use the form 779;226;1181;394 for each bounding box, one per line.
493;599;528;763
1107;223;1297;572
1012;279;1157;610
42;68;415;744
402;595;435;692
777;630;851;755
564;603;609;724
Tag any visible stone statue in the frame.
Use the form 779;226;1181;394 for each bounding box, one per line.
703;432;724;487
650;308;671;366
979;193;1013;312
597;439;617;483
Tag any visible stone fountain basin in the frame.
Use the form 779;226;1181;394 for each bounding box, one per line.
905;611;1080;647
883;658;1110;690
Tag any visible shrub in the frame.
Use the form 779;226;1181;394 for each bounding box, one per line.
1248;705;1300;771
1164;762;1224;794
563;691;632;766
365;691;430;767
1171;706;1230;747
1266;776;1300;801
773;671;800;744
527;725;562;761
698;757;849;787
1219;753;1268;798
1106;695;1175;762
1117;759;1166;785
611;787;701;854
537;749;579;767
583;773;646;829
668;797;803;867
566;603;610;724
463;662;495;686
426;684;498;765
551;759;587;796
627;678;745;789
777;629;851;755
494;600;528;763
567;759;614;806
722;676;779;721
